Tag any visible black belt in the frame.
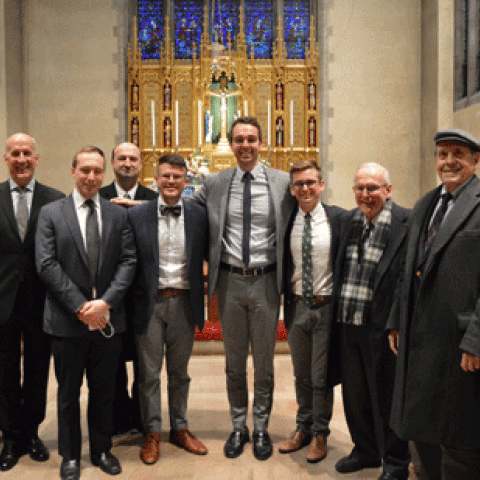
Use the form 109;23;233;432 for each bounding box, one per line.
295;294;332;309
220;262;276;278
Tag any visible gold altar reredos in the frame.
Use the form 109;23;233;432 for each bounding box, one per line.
127;5;320;184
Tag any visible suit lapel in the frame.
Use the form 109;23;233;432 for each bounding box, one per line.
0;181;18;236
148;200;160;272
183;200;193;270
64;194;90;270
217;169;235;239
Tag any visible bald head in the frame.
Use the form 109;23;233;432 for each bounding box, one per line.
4;133;39;187
111;142;143;191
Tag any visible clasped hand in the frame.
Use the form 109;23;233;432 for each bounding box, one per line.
77;300;110;329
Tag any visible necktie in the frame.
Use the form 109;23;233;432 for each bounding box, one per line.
242;171;252;267
85;199;100;291
124;192;131;200
302;212;313;307
358;221;373;264
160;204;181;216
15;186;29;241
425;192;452;252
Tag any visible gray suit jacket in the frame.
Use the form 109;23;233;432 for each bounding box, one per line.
192;166;295;297
390;175;480;448
35;194;137;337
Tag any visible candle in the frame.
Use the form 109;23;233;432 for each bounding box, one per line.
237;109;241;119
267;99;271;147
175;100;179;148
244;100;248;117
151;100;156;149
198;100;202;148
290;100;293;147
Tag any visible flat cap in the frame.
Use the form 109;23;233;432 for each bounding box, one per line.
434;128;480;152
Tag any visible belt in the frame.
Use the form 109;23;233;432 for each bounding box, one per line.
220;262;276;277
295;295;332;309
158;288;188;298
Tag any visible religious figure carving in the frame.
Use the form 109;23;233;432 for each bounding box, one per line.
276;81;284;110
308;117;316;147
276;117;284;147
164;117;172;147
308;80;316;110
131;117;139;146
208;87;238;144
164;80;171;110
131;80;139;111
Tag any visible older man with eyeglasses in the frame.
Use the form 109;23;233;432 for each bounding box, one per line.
331;163;412;480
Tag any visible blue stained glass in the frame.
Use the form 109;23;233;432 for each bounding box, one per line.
210;1;239;48
284;0;310;59
138;0;164;60
175;1;203;59
245;0;273;59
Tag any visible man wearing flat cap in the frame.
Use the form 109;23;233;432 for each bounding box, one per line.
388;129;480;479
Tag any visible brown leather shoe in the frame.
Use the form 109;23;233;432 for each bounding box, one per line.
278;430;312;453
140;433;160;465
306;435;327;463
170;428;207;455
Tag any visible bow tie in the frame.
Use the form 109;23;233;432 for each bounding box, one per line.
160;205;181;216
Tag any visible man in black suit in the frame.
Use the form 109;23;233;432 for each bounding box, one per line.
36;146;136;480
129;154;208;465
389;129;480;479
279;160;345;463
0;133;64;471
99;142;158;435
333;163;411;480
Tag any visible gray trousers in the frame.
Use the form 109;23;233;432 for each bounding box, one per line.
216;269;280;432
135;294;195;433
287;299;333;437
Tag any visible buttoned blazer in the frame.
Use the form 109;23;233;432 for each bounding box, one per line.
99;182;159;201
390;175;480;447
35;194;136;337
0;181;65;325
128;198;208;334
192;167;296;297
330;201;411;387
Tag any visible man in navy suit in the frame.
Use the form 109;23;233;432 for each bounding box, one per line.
0;133;64;471
128;154;208;465
99;142;158;435
36;146;136;480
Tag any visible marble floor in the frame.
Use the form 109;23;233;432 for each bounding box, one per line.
1;354;401;479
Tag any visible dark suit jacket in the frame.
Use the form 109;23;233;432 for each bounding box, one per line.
128;198;208;334
331;201;411;388
35;194;136;337
390;176;480;448
99;181;158;202
0;180;65;325
192;166;296;297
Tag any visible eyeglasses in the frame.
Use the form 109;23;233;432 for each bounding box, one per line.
352;183;387;194
160;174;186;181
292;180;318;189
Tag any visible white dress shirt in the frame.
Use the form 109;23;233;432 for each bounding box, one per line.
72;189;103;249
114;181;139;199
9;177;35;217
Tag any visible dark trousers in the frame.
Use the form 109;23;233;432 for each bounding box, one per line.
340;324;410;476
413;441;480;480
0;293;51;443
51;331;122;460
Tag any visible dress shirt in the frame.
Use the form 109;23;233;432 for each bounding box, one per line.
290;202;333;296
9;177;35;217
158;198;189;289
72;189;103;250
221;163;275;268
114;181;139;199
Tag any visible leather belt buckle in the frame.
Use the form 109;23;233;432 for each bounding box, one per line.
243;267;257;278
158;288;187;298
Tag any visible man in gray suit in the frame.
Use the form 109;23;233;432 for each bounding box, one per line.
193;117;295;460
389;129;480;479
36;146;136;480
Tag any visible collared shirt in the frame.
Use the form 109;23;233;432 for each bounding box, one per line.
428;176;474;229
114;181;139;199
290;202;333;296
158;198;189;289
72;189;103;250
221;163;275;268
9;177;35;217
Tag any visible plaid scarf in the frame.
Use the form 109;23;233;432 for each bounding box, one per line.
338;200;392;325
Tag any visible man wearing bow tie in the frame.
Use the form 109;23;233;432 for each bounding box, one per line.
128;154;208;465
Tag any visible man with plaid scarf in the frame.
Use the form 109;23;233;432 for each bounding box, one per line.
332;163;412;480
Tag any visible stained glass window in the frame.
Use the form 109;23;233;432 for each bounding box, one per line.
209;0;239;48
138;0;164;60
175;1;203;59
245;0;274;59
284;0;310;59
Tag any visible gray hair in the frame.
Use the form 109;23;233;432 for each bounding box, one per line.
354;163;390;184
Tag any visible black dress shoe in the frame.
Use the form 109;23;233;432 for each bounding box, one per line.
28;435;50;462
224;427;250;458
0;441;26;471
252;430;273;461
335;453;381;473
60;459;80;480
378;472;409;480
91;452;122;475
